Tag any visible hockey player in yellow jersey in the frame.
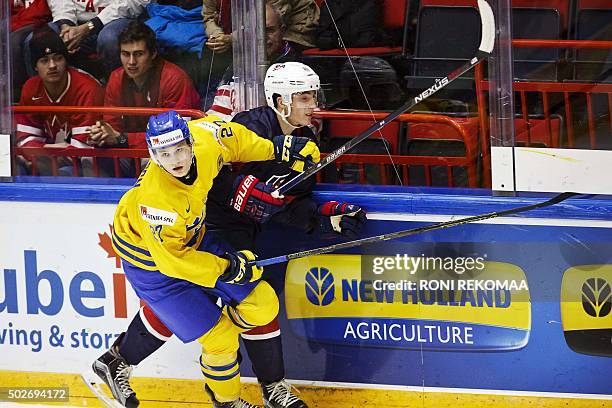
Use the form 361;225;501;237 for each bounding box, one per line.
108;110;319;408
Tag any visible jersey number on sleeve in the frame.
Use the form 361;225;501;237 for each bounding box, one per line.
220;127;234;139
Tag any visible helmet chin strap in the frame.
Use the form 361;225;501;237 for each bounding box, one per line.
272;102;302;131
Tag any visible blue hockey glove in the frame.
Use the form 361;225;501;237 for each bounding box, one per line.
229;174;287;223
272;135;320;172
219;250;263;285
317;201;367;239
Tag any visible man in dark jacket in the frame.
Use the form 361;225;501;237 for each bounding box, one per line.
206;2;301;118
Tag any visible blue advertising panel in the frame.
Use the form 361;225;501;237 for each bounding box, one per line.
249;188;612;396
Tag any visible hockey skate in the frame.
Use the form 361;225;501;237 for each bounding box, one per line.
205;384;262;408
85;346;139;408
262;380;307;408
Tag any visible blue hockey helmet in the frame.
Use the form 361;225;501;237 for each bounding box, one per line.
145;110;192;151
145;110;193;165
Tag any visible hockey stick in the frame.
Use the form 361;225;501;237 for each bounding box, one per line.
254;192;579;267
271;0;496;198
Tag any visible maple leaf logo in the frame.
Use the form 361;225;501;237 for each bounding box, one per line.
98;225;121;268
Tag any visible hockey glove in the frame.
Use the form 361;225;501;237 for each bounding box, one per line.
229;174;287;223
272;135;320;172
317;201;367;239
219;250;263;285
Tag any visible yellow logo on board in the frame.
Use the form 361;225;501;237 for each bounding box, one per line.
561;265;612;331
560;265;612;357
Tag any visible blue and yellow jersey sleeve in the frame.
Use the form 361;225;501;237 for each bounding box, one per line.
189;115;275;164
112;167;229;288
111;114;276;288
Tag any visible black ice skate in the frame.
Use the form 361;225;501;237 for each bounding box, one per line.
91;347;139;408
205;384;261;408
262;380;307;408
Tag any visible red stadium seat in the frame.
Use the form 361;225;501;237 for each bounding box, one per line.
318;113;483;187
317;115;401;185
574;8;612;81
303;46;403;56
420;0;476;6
303;0;408;57
383;0;408;29
578;0;612;9
514;116;562;147
512;8;562;80
513;0;569;30
326;117;400;154
402;116;480;187
421;0;569;30
406;118;478;143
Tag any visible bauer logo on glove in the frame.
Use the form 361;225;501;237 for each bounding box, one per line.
229;174;286;223
317;201;367;239
272;135;320;173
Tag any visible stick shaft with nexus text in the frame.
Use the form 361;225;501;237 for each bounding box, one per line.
271;0;496;198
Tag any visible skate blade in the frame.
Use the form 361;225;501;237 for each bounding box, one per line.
81;371;125;408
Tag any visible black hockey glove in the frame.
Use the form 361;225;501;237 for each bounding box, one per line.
317;201;367;239
229;174;287;223
272;135;320;172
219;250;263;285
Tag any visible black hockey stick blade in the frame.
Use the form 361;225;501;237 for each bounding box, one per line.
271;0;495;197
255;192;579;267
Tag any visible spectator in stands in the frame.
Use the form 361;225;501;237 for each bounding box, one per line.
200;0;318;109
265;2;301;63
145;1;207;57
88;21;200;149
11;0;51;31
10;0;52;101
199;0;233;108
158;0;201;8
207;2;302;120
203;0;319;51
15;27;104;175
23;0;149;79
268;0;319;50
202;0;232;54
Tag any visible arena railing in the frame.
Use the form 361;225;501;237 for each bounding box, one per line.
11;107;206;177
12;106;482;187
475;39;612;187
312;111;481;187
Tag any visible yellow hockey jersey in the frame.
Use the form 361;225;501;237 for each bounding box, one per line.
111;115;275;288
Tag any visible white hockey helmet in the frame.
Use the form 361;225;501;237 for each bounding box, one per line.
264;62;321;120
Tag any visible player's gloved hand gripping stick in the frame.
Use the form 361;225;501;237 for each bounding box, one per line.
270;0;496;198
229;174;287;223
272;135;320;173
220;250;264;284
317;201;367;239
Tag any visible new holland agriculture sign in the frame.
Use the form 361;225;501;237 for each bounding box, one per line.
285;255;531;351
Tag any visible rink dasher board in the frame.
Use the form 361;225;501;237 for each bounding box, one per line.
0;183;611;398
